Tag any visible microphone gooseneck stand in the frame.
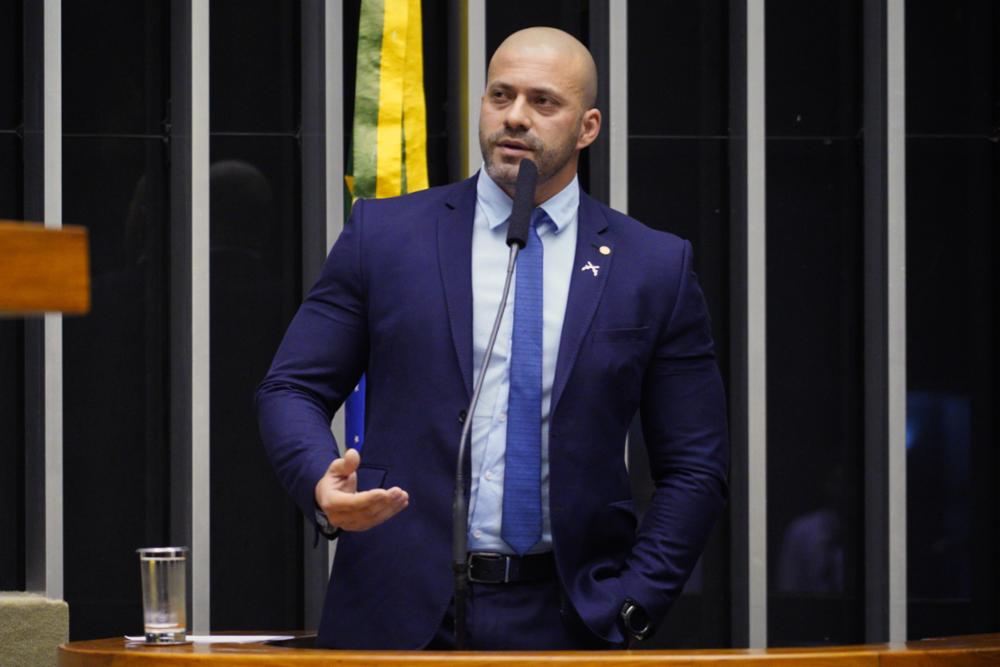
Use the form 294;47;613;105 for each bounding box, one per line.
451;159;538;650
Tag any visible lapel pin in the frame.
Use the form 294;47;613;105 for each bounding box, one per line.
581;261;600;277
599;245;611;255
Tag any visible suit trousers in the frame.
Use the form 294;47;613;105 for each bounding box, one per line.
424;578;623;650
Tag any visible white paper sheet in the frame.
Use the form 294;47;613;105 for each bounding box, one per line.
125;635;295;644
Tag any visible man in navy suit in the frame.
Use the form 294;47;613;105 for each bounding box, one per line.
257;27;728;650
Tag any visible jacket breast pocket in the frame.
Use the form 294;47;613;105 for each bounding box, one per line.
591;326;650;343
356;465;388;492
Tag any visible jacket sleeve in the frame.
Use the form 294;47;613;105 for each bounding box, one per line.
619;239;730;629
256;199;370;524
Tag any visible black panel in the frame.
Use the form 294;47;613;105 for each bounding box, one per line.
906;138;999;639
486;0;588;58
62;136;170;640
628;0;728;137
765;137;865;646
209;0;304;623
208;135;303;629
343;0;360;152
0;2;23;586
422;0;451;186
61;0;170;639
62;1;168;135
0;0;20;130
765;0;861;137
905;1;1000;639
210;0;300;133
627;137;729;372
0;317;25;591
906;2;999;136
0;134;21;218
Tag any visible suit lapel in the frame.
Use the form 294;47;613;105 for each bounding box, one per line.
437;177;478;399
551;192;612;414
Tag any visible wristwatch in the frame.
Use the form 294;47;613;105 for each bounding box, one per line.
619;598;652;641
314;506;341;540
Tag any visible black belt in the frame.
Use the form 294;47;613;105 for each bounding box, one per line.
466;551;555;584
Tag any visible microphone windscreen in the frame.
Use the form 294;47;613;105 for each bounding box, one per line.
505;159;538;248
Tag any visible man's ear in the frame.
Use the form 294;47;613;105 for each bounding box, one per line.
576;108;602;150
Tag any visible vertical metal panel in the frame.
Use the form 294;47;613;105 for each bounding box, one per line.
731;0;768;648
863;0;906;644
747;0;768;648
326;0;344;255
299;0;335;629
608;0;628;215
170;0;210;634
325;0;346;580
885;0;907;644
190;0;211;635
465;0;485;176
43;0;63;601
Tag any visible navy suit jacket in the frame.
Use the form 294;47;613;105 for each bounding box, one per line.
256;175;728;649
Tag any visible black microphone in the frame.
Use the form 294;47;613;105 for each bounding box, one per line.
452;159;538;650
505;158;538;248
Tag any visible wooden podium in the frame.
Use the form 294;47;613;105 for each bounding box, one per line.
58;633;1000;665
0;220;90;315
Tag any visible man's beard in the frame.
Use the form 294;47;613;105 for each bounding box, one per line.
479;122;580;190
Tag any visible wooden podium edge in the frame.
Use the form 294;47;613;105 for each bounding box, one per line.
0;220;91;315
57;633;1000;666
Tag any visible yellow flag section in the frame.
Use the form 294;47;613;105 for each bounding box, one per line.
346;0;428;451
352;0;428;201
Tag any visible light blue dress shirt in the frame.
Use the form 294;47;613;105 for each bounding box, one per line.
468;167;579;554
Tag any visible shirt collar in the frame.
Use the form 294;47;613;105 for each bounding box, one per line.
476;165;578;234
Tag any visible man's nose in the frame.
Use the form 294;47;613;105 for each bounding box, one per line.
503;96;531;131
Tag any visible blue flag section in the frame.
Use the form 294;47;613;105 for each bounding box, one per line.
345;375;366;452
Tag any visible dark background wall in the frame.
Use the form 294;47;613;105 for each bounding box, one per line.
60;0;171;639
764;0;865;646
0;0;26;596
904;0;999;641
208;0;304;632
1;0;997;648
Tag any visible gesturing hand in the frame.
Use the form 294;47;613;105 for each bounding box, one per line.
314;448;409;531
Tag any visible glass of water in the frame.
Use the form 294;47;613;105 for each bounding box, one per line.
137;547;188;643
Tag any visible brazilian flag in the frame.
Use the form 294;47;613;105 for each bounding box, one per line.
345;0;429;451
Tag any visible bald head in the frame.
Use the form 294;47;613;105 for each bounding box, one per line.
479;27;602;202
488;27;598;109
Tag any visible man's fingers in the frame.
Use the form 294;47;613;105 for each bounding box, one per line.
324;487;408;529
332;487;407;513
327;448;361;477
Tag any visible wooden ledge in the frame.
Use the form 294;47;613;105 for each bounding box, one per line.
0;220;91;315
58;633;1000;666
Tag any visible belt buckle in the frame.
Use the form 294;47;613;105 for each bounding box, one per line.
467;552;512;584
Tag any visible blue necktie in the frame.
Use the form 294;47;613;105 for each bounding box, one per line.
502;208;547;555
